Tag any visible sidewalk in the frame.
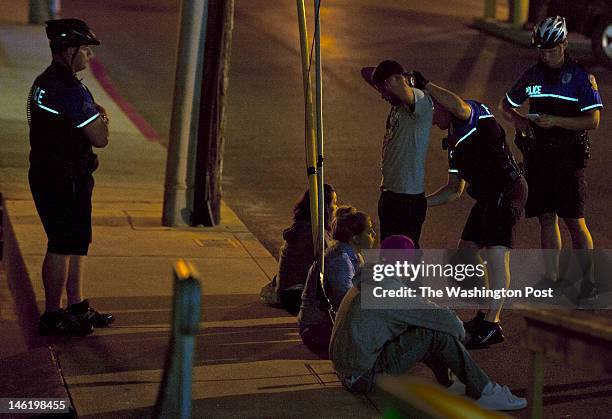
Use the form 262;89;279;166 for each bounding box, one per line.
0;23;378;417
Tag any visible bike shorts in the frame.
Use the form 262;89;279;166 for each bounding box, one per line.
525;162;586;219
461;177;528;249
29;169;94;256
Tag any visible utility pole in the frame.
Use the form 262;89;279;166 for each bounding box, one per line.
163;0;208;227
192;0;235;226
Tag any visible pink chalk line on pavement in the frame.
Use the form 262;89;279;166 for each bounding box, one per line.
89;57;162;143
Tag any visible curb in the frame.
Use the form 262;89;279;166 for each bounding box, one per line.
471;18;531;47
89;58;162;143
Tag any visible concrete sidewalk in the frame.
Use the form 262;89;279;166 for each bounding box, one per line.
0;23;379;417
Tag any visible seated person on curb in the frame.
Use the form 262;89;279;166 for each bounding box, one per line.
329;235;527;411
260;184;337;313
298;206;375;352
413;71;528;349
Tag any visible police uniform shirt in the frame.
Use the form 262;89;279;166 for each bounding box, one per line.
447;100;512;199
504;57;603;143
29;61;100;162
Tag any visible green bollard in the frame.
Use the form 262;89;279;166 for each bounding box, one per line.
154;260;202;419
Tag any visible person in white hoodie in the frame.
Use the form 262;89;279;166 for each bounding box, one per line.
329;235;527;411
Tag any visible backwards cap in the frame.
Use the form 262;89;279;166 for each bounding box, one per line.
371;60;405;85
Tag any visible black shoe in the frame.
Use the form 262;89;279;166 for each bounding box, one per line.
463;310;486;333
38;309;94;336
67;299;115;328
465;320;505;349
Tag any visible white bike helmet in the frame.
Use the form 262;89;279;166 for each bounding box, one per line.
531;16;567;49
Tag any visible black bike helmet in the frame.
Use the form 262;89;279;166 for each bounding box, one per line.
531;16;567;49
45;18;100;52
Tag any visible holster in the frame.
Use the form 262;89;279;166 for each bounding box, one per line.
514;130;533;158
49;153;99;178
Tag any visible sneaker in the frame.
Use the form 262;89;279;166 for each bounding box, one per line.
67;299;115;328
476;382;527;411
463;311;486;333
465;320;504;349
38;309;94;336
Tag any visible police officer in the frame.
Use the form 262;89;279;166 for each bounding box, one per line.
28;19;114;336
414;72;528;349
498;16;602;303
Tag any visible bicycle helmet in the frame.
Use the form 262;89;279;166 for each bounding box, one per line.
46;19;100;52
531;16;567;49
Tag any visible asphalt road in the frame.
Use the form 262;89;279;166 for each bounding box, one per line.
57;2;612;417
61;0;611;257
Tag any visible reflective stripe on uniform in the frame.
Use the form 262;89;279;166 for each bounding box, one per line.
76;113;100;128
455;127;477;147
529;93;578;102
505;93;520;108
37;102;60;114
581;104;603;112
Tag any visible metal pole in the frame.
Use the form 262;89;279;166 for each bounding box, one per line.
296;0;319;251
314;0;325;269
163;0;209;226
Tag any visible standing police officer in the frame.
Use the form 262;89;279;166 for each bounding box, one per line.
415;73;527;349
498;16;603;302
28;19;114;336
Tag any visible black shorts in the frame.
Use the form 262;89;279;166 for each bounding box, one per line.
461;177;528;248
378;191;427;248
29;169;94;256
525;159;586;219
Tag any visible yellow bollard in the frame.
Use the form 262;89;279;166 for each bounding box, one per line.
512;0;529;28
296;0;320;251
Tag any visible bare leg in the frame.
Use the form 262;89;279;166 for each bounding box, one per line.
563;217;595;291
66;255;84;306
563;217;593;250
42;251;70;312
539;213;561;280
483;246;510;323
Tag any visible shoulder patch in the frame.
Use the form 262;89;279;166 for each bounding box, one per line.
589;74;598;91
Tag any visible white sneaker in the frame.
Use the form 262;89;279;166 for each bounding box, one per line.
447;380;466;395
476;382;527;411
